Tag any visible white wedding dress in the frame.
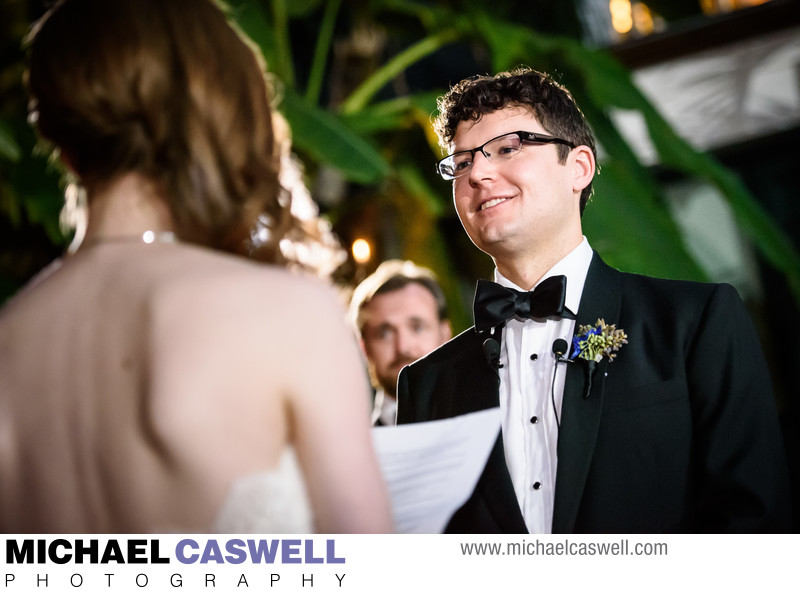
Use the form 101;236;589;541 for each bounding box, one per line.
212;448;314;533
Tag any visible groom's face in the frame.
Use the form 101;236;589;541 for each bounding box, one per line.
450;107;582;271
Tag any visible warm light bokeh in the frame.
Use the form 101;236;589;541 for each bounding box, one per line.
701;0;772;14
352;238;372;264
610;0;633;34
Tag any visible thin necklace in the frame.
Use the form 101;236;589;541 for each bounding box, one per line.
74;231;178;252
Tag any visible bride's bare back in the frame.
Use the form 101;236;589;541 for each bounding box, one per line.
0;241;391;533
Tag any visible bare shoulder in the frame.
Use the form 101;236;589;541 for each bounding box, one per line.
150;246;345;326
146;246;356;391
143;247;356;458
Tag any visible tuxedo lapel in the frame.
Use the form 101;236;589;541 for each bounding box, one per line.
552;253;622;533
464;327;528;532
451;328;504;415
475;435;528;532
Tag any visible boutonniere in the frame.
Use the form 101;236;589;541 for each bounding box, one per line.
570;319;628;398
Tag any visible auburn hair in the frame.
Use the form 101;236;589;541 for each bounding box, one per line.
27;0;342;273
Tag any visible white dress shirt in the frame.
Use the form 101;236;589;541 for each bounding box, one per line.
496;238;593;533
371;388;397;426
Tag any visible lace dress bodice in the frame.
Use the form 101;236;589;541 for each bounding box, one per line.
213;448;313;533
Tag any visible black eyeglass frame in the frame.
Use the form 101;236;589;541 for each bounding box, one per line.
435;130;576;180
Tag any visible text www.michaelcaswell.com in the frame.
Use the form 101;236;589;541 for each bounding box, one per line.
460;539;668;557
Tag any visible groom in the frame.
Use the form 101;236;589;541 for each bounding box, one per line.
396;67;791;533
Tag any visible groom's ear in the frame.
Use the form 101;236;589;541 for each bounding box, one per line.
570;145;595;195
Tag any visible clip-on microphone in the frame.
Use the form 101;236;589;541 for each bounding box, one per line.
482;338;503;369
552;338;572;364
550;338;573;428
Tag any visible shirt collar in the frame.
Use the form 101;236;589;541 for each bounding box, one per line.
494;237;593;317
372;388;398;426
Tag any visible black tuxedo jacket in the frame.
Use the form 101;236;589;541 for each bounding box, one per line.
397;253;791;533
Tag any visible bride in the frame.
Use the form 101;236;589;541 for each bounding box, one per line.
0;0;393;533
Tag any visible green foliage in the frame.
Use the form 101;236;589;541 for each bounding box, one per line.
0;118;22;163
0;113;64;245
281;89;390;183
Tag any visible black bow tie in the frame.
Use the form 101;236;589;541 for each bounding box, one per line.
473;275;575;332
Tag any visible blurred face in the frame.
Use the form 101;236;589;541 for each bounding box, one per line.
360;283;451;396
451;107;587;273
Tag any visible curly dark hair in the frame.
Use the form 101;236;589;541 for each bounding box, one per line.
433;67;597;212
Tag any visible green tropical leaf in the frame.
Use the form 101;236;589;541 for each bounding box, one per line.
340;27;460;115
472;11;560;72
283;0;322;18
621;70;800;301
305;0;341;105
585;159;706;281
14;158;66;244
225;0;280;78
340;91;442;135
0;119;21;163
340;98;412;134
279;90;390;183
395;163;444;217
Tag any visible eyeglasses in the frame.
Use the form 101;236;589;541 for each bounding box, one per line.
435;130;575;181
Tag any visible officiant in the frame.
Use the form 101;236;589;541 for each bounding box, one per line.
349;260;452;426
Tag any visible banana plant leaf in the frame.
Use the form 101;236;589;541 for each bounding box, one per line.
279;89;390;184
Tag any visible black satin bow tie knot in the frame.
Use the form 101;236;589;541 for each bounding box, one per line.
473;275;574;332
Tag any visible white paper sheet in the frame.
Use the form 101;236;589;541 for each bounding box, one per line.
371;407;501;534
